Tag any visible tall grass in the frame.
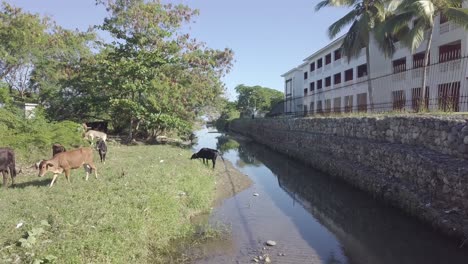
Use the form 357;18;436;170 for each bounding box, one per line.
0;144;216;263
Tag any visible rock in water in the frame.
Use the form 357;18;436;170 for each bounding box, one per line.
266;240;276;246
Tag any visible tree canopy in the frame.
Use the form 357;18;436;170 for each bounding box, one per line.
235;84;283;116
0;0;234;140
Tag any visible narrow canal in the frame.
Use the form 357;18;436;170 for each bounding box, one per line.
193;126;468;264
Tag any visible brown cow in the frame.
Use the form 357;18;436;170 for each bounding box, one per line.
38;147;98;188
0;148;17;188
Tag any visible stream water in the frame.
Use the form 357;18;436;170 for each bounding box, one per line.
193;126;468;264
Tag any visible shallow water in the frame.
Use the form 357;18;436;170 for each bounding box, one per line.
193;126;468;264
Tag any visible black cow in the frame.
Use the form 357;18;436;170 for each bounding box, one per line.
52;143;66;157
96;139;107;163
191;148;221;169
0;148;17;188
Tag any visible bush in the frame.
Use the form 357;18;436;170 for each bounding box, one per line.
0;106;87;163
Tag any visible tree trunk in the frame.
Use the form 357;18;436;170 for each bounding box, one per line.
365;45;374;112
420;25;434;112
127;117;133;142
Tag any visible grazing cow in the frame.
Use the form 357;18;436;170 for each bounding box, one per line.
84;130;107;142
0;148;17;188
96;139;107;163
52;143;66;156
191;148;221;169
38;147;98;188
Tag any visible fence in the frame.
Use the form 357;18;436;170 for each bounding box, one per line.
272;53;468;117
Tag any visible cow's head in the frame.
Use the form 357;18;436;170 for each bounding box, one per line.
190;153;198;160
38;160;60;177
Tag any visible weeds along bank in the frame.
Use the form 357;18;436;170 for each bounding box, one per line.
230;115;468;240
0;144;216;263
0;107;86;163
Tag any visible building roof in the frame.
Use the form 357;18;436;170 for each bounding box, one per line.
281;35;345;78
302;35;345;61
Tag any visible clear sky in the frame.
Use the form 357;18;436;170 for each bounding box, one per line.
8;0;349;101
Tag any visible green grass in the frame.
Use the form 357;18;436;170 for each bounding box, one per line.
0;144;216;263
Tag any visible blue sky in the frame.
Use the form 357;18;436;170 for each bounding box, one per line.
8;0;349;101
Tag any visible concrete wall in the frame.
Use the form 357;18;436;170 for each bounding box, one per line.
230;115;468;239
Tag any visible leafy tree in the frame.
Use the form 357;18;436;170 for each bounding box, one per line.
379;0;468;110
215;98;240;131
315;0;391;111
0;2;50;100
235;84;283;116
84;0;234;140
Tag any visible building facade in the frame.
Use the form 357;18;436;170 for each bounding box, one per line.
282;9;468;115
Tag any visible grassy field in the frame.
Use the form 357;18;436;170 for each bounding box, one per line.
0;144;217;263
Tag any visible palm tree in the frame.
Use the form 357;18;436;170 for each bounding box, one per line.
380;0;468;111
315;0;391;112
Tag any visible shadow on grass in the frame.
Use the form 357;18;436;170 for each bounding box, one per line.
13;178;50;189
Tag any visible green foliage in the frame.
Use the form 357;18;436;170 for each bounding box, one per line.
0;145;216;263
215;99;240;131
0;81;11;105
235;84;283;116
0;2;50;100
0;107;86;162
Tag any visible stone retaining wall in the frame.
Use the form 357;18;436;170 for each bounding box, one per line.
230;115;468;240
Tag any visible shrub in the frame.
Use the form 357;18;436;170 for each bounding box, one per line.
0;106;87;163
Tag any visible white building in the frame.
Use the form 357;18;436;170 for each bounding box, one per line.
282;10;468;115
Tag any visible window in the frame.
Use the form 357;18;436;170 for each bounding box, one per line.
344;95;353;113
325;76;331;87
413;52;430;68
333;97;341;113
304;88;308;96
303;105;308;116
393;58;407;73
310;82;315;91
285;79;292;96
345;68;353;82
334;73;341;85
357;93;367;112
310;62;315;72
357;64;367;78
325;99;332;114
304;72;308;80
317;58;323;68
393;57;406;73
325;53;332;65
310;102;315;115
439;41;461;62
438;82;460;111
392;90;406;110
316;101;323;114
317;79;323;89
412;87;430;111
440;13;448;24
334;49;341;61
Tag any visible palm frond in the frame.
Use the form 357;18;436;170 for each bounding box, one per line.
341;18;367;60
412;0;435;24
443;7;468;29
401;19;427;52
315;0;359;11
328;9;359;39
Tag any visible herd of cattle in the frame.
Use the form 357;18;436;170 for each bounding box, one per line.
0;125;108;188
1;123;222;189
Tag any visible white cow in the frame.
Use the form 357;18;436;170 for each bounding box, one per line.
84;130;107;142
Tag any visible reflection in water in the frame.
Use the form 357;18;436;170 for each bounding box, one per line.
235;139;468;264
